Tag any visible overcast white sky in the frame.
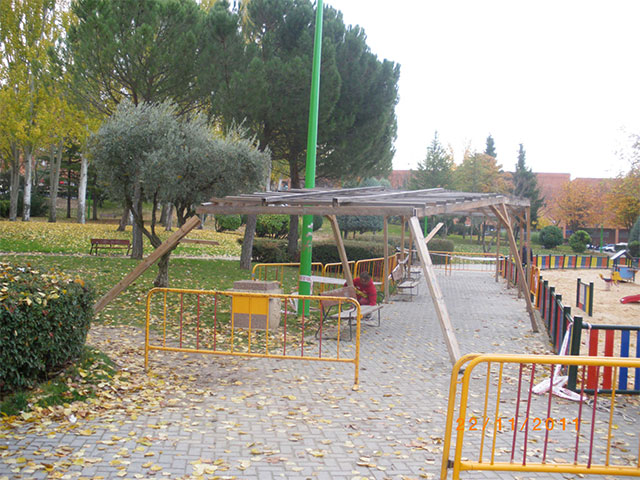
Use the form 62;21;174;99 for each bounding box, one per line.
325;0;640;178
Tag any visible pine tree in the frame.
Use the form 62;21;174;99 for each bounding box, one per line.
409;132;453;189
485;134;497;158
512;144;544;222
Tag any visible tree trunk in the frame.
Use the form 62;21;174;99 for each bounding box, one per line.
287;215;299;259
240;214;257;270
9;143;20;221
77;154;89;224
48;143;63;222
22;146;33;221
165;203;173;231
159;203;168;225
66;168;72;218
153;252;171;287
131;184;144;259
117;205;129;231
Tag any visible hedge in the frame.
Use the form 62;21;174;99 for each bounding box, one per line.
0;263;94;393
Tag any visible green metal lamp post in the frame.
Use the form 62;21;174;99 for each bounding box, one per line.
298;0;323;314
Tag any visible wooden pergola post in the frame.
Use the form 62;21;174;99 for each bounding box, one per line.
490;205;538;332
383;216;389;302
327;215;354;288
400;216;406;261
408;216;461;365
495;219;501;282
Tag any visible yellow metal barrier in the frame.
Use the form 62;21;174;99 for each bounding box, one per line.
442;354;640;479
145;288;362;387
354;254;398;283
323;261;355;279
251;262;323;289
430;251;497;274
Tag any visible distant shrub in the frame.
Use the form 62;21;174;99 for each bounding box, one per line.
428;238;455;264
215;214;242;232
539;226;563;249
312;241;388;265
629;240;640;258
531;232;541;245
569;230;591;253
256;215;289;239
337;215;383;237
250;239;290;263
312;215;323;232
0;263;94;393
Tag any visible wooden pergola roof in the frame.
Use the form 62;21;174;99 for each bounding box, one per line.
196;187;530;218
194;186;536;367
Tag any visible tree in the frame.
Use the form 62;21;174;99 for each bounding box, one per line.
606;168;640;230
569;230;591;253
511;144;544;223
539;225;563;249
66;0;207;116
337;177;387;238
409;132;453;190
89;101;268;286
204;0;400;256
0;0;65;221
453;152;508;193
556;180;598;232
485;134;496;158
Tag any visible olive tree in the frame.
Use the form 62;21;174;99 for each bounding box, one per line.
89;101;268;286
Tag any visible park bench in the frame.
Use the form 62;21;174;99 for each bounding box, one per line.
390;264;420;299
315;286;382;341
89;238;131;255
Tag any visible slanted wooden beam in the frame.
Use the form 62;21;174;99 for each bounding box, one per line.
94;215;201;314
326;215;354;288
495;219;501;283
425;222;444;243
490;205;539;332
408;216;461;365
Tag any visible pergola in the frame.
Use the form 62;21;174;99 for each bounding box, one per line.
195;187;537;365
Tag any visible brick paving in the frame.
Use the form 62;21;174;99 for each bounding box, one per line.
1;270;638;479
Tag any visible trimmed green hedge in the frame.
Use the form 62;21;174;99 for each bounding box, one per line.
0;263;94;393
427;238;455;264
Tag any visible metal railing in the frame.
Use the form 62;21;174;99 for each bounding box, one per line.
145;288;362;387
442;353;640;479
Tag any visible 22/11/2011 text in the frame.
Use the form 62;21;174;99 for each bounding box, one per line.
456;417;581;432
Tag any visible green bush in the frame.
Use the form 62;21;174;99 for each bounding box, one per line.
629;240;640;258
312;215;323;232
215;214;242;232
312;241;389;265
539;225;563;249
0;263;94;393
250;239;290;263
0;193;48;218
569;230;591;253
256;215;289;239
337;215;383;237
428;238;455;264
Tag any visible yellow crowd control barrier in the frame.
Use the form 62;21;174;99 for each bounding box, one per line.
145;287;363;386
251;262;323;285
441;353;640;479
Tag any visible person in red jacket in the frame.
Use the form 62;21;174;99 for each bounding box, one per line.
353;271;377;306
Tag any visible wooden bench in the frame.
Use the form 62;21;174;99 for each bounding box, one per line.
315;286;382;341
89;238;131;255
390;265;420;299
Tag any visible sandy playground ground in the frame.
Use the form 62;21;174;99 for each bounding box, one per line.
539;268;640;327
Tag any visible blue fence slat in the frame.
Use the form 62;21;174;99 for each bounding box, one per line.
620;329;630;390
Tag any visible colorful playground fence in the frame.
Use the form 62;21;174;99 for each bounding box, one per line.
576;278;594;316
533;253;638;270
441;353;640;480
568;318;640;394
144;287;362;386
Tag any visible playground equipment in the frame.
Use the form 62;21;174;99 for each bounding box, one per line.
620;294;640;304
598;273;618;290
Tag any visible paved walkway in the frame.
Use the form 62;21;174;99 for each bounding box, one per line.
1;270;638;479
